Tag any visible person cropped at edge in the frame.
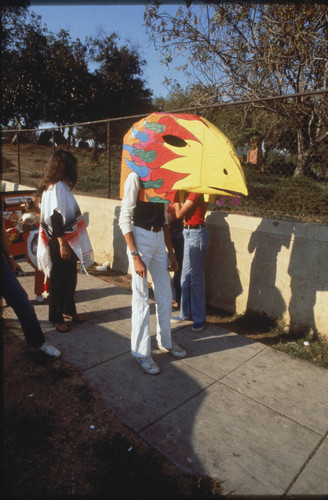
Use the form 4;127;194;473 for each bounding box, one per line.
173;192;210;332
118;171;187;375
37;150;94;333
1;213;61;357
20;196;48;303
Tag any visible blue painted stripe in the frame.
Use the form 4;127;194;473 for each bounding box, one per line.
132;126;149;143
125;159;149;178
123;144;135;155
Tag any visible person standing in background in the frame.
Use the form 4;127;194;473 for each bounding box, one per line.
172;192;210;332
167;203;184;310
37;150;93;333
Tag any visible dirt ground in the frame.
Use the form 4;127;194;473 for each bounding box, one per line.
2;269;223;499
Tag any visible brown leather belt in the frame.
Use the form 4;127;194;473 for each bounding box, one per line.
184;224;204;230
134;223;162;232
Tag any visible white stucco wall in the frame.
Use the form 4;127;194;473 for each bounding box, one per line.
204;212;328;336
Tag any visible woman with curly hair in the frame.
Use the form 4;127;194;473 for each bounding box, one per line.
37;150;93;332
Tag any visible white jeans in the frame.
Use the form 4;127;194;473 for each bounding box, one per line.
128;226;173;357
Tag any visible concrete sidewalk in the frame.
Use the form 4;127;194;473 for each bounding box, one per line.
8;262;328;496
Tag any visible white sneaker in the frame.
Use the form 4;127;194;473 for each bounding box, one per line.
134;356;160;375
39;343;61;357
36;295;45;303
158;341;187;358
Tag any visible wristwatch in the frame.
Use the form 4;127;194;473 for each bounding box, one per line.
131;249;139;257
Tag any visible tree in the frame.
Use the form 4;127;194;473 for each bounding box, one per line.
1;6;45;127
1;8;153;131
86;33;153;120
42;30;92;126
75;33;153;148
145;2;328;177
1;8;91;128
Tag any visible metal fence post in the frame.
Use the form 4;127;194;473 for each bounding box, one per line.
52;129;55;153
17;132;21;184
107;120;111;199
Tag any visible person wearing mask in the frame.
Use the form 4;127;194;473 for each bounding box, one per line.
119;171;187;375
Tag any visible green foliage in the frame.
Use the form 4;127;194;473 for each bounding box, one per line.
2;10;91;127
206;308;328;369
74;145;122;199
146;3;328;98
1;8;152;128
210;165;328;224
42;31;92;125
145;3;328;178
275;334;328;369
86;34;153;120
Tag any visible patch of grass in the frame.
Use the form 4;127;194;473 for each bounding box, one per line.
273;331;328;369
206;308;328;369
29;171;42;178
209;166;328;224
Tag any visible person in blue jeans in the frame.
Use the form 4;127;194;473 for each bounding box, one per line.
1;214;60;357
172;192;210;332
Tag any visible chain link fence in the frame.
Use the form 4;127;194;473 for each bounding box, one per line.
2;92;328;224
1;116;137;200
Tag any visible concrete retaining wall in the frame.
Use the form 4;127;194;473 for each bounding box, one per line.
204;212;327;337
3;181;327;336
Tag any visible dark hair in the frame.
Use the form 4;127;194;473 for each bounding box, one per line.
25;198;35;210
38;150;78;194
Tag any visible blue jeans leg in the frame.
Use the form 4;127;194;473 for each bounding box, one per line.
181;227;210;324
1;256;45;348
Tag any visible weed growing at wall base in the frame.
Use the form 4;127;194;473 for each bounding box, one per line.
274;332;328;369
206;307;328;369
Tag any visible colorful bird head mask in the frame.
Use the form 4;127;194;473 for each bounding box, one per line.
120;112;248;203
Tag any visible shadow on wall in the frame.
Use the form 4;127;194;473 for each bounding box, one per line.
205;213;242;314
288;224;328;336
112;205;129;273
245;219;327;336
246;219;291;322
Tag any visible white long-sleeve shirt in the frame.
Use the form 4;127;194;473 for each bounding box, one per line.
118;172;168;235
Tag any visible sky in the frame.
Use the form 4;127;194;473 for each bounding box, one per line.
29;1;189;99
